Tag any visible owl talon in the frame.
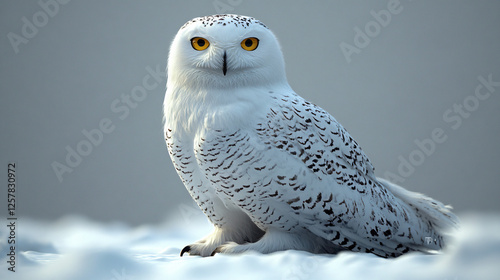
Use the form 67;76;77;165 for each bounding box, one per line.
180;245;191;257
211;246;222;256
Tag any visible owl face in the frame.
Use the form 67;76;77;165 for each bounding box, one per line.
167;15;287;89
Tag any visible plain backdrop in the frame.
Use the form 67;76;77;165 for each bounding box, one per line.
1;0;499;226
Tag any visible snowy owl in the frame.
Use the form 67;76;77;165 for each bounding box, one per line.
163;14;458;258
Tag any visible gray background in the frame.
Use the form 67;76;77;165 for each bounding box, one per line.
1;0;499;226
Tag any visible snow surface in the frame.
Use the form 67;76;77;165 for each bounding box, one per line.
1;212;499;280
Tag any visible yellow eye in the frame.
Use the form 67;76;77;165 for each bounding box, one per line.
241;37;259;51
191;37;210;51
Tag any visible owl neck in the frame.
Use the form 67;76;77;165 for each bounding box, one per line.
164;80;290;138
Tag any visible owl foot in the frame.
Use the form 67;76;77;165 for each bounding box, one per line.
180;222;265;257
179;241;219;257
211;242;240;256
211;230;342;256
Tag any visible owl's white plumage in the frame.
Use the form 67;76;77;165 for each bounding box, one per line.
163;14;458;257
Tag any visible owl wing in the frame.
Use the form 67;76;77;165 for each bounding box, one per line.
258;93;430;256
266;93;375;181
196;92;435;257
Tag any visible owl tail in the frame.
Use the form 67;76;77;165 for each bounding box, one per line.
377;177;460;247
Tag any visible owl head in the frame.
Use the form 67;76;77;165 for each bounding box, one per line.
167;14;287;89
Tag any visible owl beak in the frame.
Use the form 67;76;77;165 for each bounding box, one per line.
222;51;227;76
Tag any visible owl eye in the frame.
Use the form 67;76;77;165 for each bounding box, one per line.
191;37;210;51
241;37;259;51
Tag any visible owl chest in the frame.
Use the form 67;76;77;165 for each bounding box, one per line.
194;129;271;190
194;128;307;231
196;129;251;170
